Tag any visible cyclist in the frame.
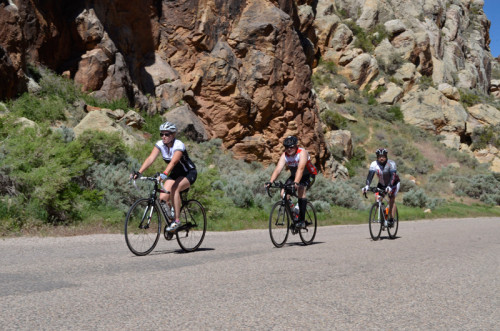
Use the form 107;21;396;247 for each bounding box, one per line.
266;136;317;228
362;148;400;227
131;121;197;232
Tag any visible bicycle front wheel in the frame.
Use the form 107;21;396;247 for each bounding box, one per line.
176;200;207;252
299;201;317;245
125;198;161;256
387;207;399;239
369;203;383;241
269;201;290;248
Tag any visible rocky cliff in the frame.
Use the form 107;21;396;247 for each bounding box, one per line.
1;0;499;172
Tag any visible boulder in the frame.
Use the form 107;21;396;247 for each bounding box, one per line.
467;104;500;126
163;104;209;142
340;53;379;88
384;19;406;38
324;130;353;159
401;87;468;139
73;110;145;147
378;83;403;105
438;83;460;101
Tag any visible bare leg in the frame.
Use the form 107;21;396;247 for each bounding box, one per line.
171;177;191;220
388;194;396;219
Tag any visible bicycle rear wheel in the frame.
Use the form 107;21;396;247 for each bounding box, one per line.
269;201;290;248
125;198;161;256
176;200;207;252
369;202;383;241
387;207;399;239
299;202;317;245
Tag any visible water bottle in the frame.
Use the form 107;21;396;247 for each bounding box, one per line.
293;205;299;221
160;201;169;218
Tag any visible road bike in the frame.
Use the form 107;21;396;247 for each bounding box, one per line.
125;174;207;256
265;181;317;248
364;187;399;240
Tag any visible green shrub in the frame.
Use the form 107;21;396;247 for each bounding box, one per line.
418;76;435;90
77;130;128;165
9;93;66;123
459;89;481;107
0;125;94;223
387;105;404;121
308;174;362;209
403;188;442;209
470;124;500;151
377;53;405;75
453;174;500;205
321;110;348;130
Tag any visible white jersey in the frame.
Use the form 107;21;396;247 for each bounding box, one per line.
155;139;195;173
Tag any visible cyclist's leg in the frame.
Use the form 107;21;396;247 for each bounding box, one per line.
171;169;197;220
160;179;174;206
297;175;310;225
388;182;400;219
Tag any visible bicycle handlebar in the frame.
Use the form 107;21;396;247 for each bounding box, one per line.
130;172;162;189
363;187;387;199
265;181;297;198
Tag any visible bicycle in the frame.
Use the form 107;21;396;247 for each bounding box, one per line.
265;181;317;248
125;173;207;256
363;187;399;240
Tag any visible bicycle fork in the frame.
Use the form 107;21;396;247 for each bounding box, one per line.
139;205;155;229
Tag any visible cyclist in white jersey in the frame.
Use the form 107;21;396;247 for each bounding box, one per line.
131;122;197;232
362;148;400;227
266;136;317;228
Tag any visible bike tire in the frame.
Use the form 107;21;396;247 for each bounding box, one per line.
269;201;290;248
176;200;207;252
387;207;399;239
299;201;317;245
125;198;161;256
369;202;383;241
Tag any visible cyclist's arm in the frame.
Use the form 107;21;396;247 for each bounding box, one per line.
163;150;183;175
270;154;286;183
294;149;308;184
138;147;160;174
365;170;375;187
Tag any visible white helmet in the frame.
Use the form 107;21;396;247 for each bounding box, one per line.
159;121;177;132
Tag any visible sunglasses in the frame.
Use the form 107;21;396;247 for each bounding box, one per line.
160;132;173;137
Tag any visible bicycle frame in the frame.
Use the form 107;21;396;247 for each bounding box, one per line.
266;181;300;231
132;174;172;225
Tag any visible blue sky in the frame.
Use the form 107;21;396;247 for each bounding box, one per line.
484;0;500;57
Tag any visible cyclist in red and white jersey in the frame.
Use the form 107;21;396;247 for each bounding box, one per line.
362;148;400;227
266;136;317;228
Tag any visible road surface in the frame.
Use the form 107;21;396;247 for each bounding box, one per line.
0;217;499;330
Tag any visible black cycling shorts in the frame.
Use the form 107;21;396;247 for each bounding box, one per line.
167;168;197;185
286;174;314;188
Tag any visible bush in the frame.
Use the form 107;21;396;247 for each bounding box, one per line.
308;174;362;209
453;174;500;205
377;53;405;75
459;89;481;107
321;110;348;130
403;188;442;209
0;125;94;223
77;130;128;165
470;124;500;151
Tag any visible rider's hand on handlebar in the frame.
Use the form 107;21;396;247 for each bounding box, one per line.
385;186;392;194
362;185;369;193
264;181;272;189
131;171;141;180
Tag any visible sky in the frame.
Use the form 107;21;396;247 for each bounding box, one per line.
484;0;500;57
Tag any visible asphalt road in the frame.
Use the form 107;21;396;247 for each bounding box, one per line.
0;217;499;330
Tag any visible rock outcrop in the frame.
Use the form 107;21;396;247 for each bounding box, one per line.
0;0;498;172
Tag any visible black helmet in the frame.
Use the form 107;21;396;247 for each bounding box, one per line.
375;148;388;156
283;136;298;148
